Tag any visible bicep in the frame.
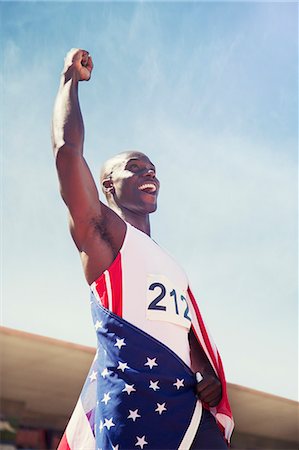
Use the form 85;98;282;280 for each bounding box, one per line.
55;148;126;260
56;149;101;219
55;149;104;248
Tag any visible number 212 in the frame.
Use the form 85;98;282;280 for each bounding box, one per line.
148;282;191;321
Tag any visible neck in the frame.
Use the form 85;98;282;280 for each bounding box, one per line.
112;205;151;236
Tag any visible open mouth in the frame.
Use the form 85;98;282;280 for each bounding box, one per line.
138;183;157;194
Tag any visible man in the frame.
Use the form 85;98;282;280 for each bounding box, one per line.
52;48;233;450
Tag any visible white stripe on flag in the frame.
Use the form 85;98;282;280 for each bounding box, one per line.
90;282;101;305
216;413;235;441
105;271;113;311
66;398;95;450
178;399;202;450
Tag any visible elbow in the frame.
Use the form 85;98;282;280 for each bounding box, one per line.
53;142;82;161
54;143;83;174
53;141;67;159
53;142;68;162
51;127;83;159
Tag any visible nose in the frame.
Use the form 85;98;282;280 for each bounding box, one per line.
143;168;155;177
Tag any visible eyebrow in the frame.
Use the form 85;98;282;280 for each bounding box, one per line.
126;158;156;170
126;158;139;164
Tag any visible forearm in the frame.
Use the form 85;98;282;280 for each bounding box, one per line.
52;75;84;156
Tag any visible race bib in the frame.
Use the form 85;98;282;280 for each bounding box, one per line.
146;274;192;329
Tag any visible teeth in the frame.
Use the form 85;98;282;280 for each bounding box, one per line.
138;183;157;192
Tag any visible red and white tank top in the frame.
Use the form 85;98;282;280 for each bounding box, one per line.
91;223;192;368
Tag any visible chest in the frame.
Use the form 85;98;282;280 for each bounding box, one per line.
121;228;191;330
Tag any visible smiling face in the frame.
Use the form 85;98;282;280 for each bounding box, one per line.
101;151;160;216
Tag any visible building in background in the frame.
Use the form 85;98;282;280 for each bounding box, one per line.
0;327;298;450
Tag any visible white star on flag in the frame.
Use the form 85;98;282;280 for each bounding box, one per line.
95;320;103;330
89;370;97;382
112;445;119;450
122;383;136;395
144;357;158;369
117;361;129;372
101;392;111;405
114;338;126;349
173;378;184;389
155;402;167;415
104;418;115;430
135;435;148;449
101;368;110;378
99;420;104;432
149;380;160;391
127;409;141;422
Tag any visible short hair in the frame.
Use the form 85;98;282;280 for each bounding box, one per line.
100;150;147;197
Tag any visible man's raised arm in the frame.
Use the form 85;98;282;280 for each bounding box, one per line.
52;49;102;249
52;49;126;283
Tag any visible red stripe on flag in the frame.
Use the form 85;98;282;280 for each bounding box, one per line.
57;432;70;450
94;274;109;308
188;288;219;372
108;252;123;317
188;288;233;424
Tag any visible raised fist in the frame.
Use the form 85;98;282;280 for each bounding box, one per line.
63;48;93;82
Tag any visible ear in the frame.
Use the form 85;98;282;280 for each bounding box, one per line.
102;177;115;194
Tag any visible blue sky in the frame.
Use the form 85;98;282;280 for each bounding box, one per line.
1;1;298;401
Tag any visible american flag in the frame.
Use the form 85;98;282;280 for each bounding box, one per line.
58;290;233;450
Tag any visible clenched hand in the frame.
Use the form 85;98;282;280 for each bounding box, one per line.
63;48;93;82
196;373;222;407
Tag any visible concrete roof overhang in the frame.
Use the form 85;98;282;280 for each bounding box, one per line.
1;326;298;443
